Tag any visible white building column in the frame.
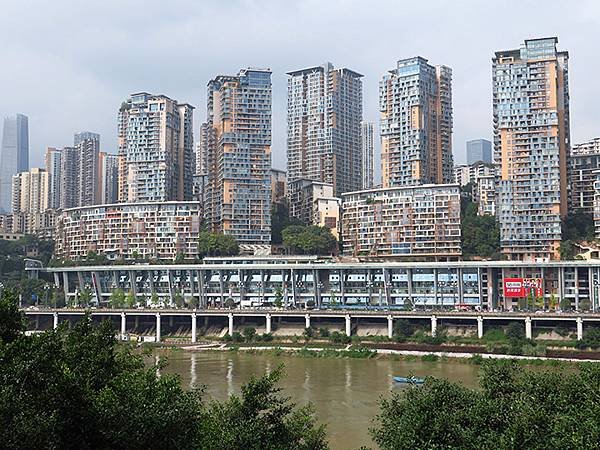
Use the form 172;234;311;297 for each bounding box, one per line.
577;317;583;341
477;316;484;339
345;314;351;336
387;315;393;339
525;317;532;340
228;312;234;336
120;312;126;339
191;313;197;343
53;312;59;330
266;313;272;334
431;315;438;337
155;313;161;343
305;314;311;329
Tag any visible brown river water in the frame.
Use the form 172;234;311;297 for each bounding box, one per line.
158;350;480;449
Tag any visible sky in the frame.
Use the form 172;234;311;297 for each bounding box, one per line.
1;0;599;179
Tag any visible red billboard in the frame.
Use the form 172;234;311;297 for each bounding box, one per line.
503;278;543;298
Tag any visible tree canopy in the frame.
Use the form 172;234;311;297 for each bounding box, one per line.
371;359;600;450
461;198;501;260
281;225;337;255
0;291;328;450
198;231;239;258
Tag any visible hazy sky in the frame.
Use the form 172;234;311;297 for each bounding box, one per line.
1;0;598;177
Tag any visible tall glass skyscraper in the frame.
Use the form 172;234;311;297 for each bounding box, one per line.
0;114;29;213
466;139;492;165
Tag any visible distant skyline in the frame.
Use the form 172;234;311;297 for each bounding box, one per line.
1;0;599;174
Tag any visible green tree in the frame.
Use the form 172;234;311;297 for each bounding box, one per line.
198;231;239;258
197;365;328;449
78;288;93;307
371;360;600;450
461;198;501;260
109;288;125;309
579;298;592;312
125;291;136;308
562;212;595;241
281;225;337;255
560;296;572;312
0;290;26;344
173;291;185;308
273;287;283;308
0;316;204;450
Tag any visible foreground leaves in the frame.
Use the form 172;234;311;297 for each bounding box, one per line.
371;360;600;450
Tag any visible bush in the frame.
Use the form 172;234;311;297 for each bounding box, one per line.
350;335;361;345
231;331;244;343
329;331;351;345
242;327;256;343
421;353;439;362
261;332;273;342
303;326;315;340
318;327;330;338
505;322;525;341
393;319;413;338
577;327;600;349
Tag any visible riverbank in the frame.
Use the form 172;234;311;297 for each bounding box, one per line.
165;342;599;365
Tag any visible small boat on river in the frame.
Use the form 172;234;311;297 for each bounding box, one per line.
393;376;425;385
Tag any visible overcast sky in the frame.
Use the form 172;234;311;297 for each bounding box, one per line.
1;0;598;178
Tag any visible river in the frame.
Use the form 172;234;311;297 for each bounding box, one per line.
158;349;480;449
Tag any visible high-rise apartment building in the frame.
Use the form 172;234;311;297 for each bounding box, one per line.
204;68;272;252
58;146;79;210
99;152;119;204
0;114;29;213
380;57;453;187
361;122;374;189
74;131;100;146
493;37;570;261
75;132;100;206
117;92;194;203
569;138;600;216
466;139;492;164
11;167;53;234
286;62;363;197
45;147;62;210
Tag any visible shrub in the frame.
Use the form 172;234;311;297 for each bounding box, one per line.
303;326;315;340
318;327;330;338
329;331;351;345
242;327;256;343
393;319;413;338
231;331;244;343
505;322;525;341
261;332;274;342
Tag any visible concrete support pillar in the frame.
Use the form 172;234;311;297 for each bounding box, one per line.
387;315;393;339
228;312;234;336
431;315;438;337
120;312;126;339
577;317;583;341
525;317;532;340
345;314;351;337
477;316;484;339
156;313;161;343
305;314;311;329
191;313;197;343
266;314;272;334
53;312;59;329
